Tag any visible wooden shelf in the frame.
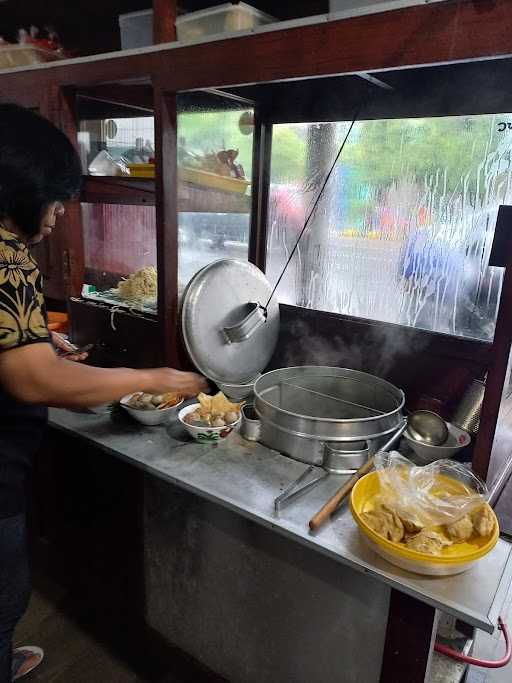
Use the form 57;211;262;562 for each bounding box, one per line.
1;1;512;107
6;0;512;489
81;176;155;205
81;175;251;213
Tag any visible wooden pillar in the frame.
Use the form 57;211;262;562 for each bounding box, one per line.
38;86;85;302
473;205;512;480
380;589;439;683
57;87;86;300
153;83;180;367
153;0;177;44
248;108;272;272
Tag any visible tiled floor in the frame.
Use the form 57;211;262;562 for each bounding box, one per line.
14;583;142;682
14;575;221;682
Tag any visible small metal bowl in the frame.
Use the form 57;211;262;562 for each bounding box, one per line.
404;423;471;463
407;410;449;446
217;376;259;401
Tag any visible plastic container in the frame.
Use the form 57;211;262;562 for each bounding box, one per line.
0;44;63;70
119;9;153;50
88;150;128;177
350;471;499;576
176;3;275;43
127;163;155;178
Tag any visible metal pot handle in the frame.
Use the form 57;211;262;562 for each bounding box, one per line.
222;303;267;345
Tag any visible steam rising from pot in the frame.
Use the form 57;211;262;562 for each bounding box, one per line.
277;318;427;379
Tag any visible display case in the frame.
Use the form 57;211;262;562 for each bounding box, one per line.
2;0;512;475
199;62;512;348
4;3;512;681
173;55;512;487
75;96;159;316
66;86;257;367
75;90;255;317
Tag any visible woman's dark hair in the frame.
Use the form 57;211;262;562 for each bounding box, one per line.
0;103;82;237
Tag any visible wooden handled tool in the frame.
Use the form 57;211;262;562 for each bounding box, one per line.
309;457;375;532
308;421;407;533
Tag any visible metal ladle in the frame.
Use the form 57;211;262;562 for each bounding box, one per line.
406;410;449;446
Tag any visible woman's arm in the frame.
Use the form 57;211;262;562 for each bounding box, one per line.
0;342;207;408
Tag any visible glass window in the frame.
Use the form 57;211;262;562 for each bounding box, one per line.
267;115;512;341
177;93;253;289
81;203;157;314
78;116;155;173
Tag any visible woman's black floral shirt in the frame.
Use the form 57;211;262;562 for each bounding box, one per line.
0;226;50;350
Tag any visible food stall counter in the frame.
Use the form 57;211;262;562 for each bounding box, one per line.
48;407;512;636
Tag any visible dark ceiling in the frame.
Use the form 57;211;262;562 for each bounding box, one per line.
230;57;512;122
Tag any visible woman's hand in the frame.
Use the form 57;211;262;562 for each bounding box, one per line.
51;332;88;362
145;368;209;398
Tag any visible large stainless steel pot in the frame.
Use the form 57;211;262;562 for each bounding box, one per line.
254;366;405;465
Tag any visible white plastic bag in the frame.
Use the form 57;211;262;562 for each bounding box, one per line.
373;451;488;527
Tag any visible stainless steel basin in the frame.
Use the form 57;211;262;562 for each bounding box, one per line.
254;366;405;465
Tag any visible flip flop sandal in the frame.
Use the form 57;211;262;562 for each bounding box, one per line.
11;646;44;680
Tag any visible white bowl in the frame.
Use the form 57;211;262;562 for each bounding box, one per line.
178;403;241;443
216;376;259;401
403;422;471;463
120;393;183;426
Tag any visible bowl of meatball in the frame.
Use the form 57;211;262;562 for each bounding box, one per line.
120;392;183;426
178;403;241;442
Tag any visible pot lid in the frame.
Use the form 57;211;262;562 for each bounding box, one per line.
181;259;280;384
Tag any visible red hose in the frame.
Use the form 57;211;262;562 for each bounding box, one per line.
434;617;511;669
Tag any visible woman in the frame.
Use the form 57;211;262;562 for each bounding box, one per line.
0;104;207;681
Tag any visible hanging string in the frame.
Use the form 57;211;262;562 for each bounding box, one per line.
264;98;368;311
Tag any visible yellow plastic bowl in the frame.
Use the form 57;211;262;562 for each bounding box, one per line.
127;163;155;178
350;471;499;575
179;167;251;194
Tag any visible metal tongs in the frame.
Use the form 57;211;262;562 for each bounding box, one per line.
274;465;329;513
274;421;408;517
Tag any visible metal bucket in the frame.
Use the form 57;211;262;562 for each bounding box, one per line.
254;366;405;465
